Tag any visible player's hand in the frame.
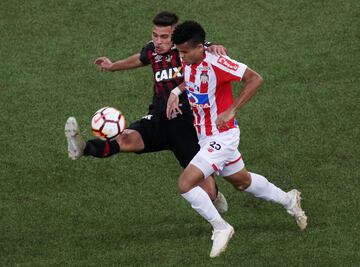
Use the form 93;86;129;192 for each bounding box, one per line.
216;108;236;130
94;57;113;71
207;45;227;56
166;93;182;120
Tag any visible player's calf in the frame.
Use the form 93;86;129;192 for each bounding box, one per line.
225;168;252;191
198;175;218;200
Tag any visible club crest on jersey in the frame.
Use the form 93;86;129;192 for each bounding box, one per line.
199;66;209;71
200;73;209;83
154;55;163;62
154;55;171;63
155;67;182;81
186;81;200;92
186;90;210;108
217;56;239;71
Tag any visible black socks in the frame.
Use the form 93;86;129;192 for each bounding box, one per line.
83;139;120;158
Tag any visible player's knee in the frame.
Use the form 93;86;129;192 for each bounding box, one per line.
118;130;144;151
233;172;251;191
119;130;133;144
178;165;205;194
178;179;190;194
178;173;195;194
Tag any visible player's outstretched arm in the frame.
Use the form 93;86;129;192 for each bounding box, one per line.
94;53;144;72
216;67;263;129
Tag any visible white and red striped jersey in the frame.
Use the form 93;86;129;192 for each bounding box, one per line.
183;51;247;138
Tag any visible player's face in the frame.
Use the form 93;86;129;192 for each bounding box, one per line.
152;25;173;54
176;42;204;65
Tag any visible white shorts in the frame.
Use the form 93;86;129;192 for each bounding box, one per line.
190;127;245;178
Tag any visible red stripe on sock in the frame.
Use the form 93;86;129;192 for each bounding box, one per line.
103;141;110;157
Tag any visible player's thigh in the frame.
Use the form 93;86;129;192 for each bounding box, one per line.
178;163;206;193
169;118;218;197
170;116;200;168
218;150;245;177
190;129;242;178
127;114;169;153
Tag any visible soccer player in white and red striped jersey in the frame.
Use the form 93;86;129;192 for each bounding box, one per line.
167;21;308;258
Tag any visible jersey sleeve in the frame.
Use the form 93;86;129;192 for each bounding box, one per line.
211;55;247;83
139;42;153;65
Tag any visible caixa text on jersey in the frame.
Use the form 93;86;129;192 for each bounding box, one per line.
155;67;182;82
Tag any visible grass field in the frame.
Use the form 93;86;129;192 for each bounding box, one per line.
1;0;359;266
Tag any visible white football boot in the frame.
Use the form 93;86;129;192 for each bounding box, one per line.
65;117;86;160
213;191;228;214
209;223;235;258
286;189;308;230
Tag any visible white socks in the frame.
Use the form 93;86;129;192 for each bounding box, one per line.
245;172;291;208
182;186;228;230
181;173;291;230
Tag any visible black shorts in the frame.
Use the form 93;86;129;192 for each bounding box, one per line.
127;111;200;168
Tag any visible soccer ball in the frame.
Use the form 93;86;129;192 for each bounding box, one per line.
91;107;126;140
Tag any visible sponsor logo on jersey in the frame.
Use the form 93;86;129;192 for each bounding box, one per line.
186;90;210;108
155;67;182;82
217;56;239;71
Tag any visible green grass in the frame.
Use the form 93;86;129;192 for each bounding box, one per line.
1;0;359;266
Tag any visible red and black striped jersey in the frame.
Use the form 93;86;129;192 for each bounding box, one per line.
139;41;190;114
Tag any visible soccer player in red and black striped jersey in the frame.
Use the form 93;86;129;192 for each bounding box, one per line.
65;11;228;212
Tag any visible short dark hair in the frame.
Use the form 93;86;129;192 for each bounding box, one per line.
172;20;206;47
152;11;178;27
